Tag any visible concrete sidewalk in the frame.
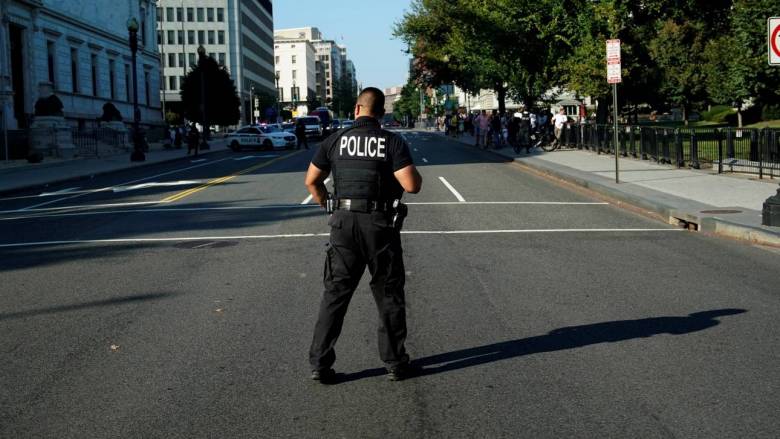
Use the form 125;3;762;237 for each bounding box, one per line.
0;139;228;195
427;130;780;247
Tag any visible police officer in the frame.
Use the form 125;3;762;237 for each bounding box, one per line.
304;87;423;382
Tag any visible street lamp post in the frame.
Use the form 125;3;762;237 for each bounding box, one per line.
197;45;209;149
249;85;255;125
127;17;145;162
274;72;280;122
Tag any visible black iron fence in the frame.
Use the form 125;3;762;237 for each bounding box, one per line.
557;124;780;178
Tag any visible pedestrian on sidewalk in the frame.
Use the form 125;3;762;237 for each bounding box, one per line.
476;110;490;148
552;108;569;147
187;123;200;156
490;110;502;148
174;126;183;149
295;119;309;150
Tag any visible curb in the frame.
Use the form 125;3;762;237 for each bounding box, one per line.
0;145;227;198
423;131;780;247
511;153;780;247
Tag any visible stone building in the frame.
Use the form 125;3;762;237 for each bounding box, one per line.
0;0;164;133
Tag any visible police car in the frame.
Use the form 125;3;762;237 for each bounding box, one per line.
227;125;297;151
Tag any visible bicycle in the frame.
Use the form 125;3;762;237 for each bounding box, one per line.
531;130;559;152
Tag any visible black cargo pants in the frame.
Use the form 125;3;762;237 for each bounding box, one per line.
309;209;409;371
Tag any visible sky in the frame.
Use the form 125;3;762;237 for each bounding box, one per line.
273;0;413;92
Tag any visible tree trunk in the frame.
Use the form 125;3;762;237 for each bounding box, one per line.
496;85;506;114
737;110;743;128
596;97;608;124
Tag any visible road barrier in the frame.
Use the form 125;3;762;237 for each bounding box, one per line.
557;124;780;178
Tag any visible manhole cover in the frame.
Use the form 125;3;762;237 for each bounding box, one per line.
174;240;238;249
700;210;742;214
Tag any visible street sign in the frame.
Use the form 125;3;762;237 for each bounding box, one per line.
606;39;622;84
770;18;780;65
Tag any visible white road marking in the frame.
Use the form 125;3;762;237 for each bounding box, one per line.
406;201;609;206
0;200;611;221
191;159;207;163
0;228;681;249
18;157;234;211
112;180;204;193
233;154;278;161
439;176;466;202
422;158;428;163
39;187;80;197
301;177;331;205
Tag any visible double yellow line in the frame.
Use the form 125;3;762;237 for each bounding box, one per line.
162;151;303;203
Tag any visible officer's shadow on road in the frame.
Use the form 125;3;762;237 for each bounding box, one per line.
336;308;746;383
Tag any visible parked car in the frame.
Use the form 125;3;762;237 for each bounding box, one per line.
296;116;323;138
226;125;296;151
341;120;354;129
309;107;335;136
331;119;341;131
281;123;296;134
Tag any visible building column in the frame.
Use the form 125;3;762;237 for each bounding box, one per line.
0;6;14;131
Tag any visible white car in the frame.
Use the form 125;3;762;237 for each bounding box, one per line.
227;125;297;151
341;120;354;129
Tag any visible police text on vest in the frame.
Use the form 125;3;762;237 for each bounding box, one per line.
339;136;386;158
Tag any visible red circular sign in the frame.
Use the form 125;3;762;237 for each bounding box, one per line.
773;23;780;57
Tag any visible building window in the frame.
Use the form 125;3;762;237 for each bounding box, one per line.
176;7;183;22
91;54;98;96
209;52;215;59
196;8;204;22
218;53;226;65
217;31;225;45
291;87;300;101
180;76;184;87
157;30;162;45
156;7;162;21
47;41;56;87
169;76;177;91
186;7;194;22
125;64;131;100
168;53;176;68
178;30;184;45
70;48;79;93
109;59;116;99
167;31;175;45
166;7;174;22
161;75;166;91
144;71;150;105
188;31;195;45
198;31;204;45
291;55;296;64
207;8;214;22
178;53;185;69
217;8;224;22
208;31;215;45
140;7;147;45
188;53;195;66
292;70;297;79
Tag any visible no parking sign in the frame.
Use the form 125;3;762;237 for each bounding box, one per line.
770;18;780;65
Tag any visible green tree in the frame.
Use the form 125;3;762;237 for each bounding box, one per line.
180;56;241;129
331;75;357;118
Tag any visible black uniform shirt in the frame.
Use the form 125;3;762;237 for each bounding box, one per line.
312;117;414;200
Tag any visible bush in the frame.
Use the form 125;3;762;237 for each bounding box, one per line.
762;104;780;121
701;105;735;123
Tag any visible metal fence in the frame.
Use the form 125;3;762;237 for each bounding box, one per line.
72;127;128;158
558;124;780;178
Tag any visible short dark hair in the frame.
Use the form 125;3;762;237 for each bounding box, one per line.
357;87;385;117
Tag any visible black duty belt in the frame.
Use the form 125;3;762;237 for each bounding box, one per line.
336;199;392;213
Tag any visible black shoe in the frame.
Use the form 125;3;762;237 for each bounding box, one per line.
311;368;336;383
387;363;419;381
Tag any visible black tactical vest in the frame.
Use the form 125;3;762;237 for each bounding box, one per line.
331;120;401;201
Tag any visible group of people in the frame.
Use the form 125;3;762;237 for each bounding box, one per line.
436;108;571;153
167;124;207;156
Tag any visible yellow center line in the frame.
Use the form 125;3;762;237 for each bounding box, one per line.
161;150;304;203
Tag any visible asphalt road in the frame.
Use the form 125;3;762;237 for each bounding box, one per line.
1;132;778;438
